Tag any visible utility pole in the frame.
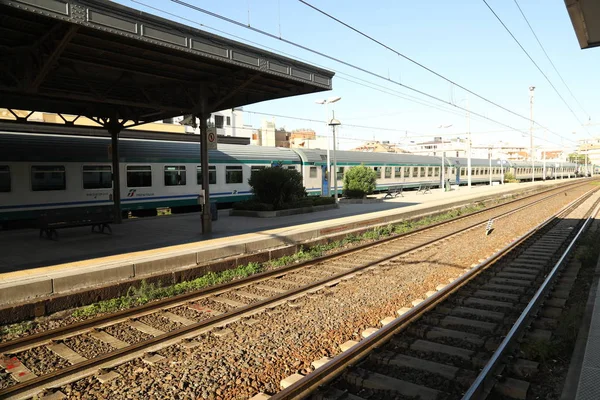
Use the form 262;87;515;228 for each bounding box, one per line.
466;97;472;189
529;86;535;183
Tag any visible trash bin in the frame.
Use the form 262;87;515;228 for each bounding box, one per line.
210;202;218;221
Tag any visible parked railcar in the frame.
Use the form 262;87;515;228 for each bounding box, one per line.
0;132;301;224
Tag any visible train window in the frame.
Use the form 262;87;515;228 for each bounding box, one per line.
197;166;216;185
420;167;426;177
384;167;392;179
460;168;465;176
164;166;186;186
31;165;66;191
412;167;418;178
427;167;433;177
309;166;318;178
0;166;10;192
226;166;243;184
251;166;266;176
83;166;112;189
337;167;344;181
127;165;152;187
394;167;401;178
287;166;296;170
434;167;440;177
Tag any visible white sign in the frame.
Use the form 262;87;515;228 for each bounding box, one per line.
207;132;217;150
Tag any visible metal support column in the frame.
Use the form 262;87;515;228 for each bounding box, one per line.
108;123;122;223
198;113;212;234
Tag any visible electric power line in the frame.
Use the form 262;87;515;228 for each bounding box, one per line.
168;0;550;142
482;0;592;136
297;0;569;141
513;0;590;121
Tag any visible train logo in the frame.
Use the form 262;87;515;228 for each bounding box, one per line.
127;189;137;197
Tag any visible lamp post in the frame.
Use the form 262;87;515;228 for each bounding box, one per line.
456;99;471;188
315;96;341;196
329;113;341;203
529;86;535;183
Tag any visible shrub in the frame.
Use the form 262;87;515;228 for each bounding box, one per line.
503;172;519;183
248;167;307;210
343;165;378;198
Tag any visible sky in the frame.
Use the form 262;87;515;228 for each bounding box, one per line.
113;0;600;151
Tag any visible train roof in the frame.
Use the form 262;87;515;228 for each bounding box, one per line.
292;148;443;166
0;132;300;164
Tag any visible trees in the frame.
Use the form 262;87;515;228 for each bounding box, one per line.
247;167;306;210
343;165;378;198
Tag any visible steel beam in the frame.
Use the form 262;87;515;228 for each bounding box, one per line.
197;105;212;234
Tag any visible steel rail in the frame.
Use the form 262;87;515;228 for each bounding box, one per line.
0;181;584;355
270;187;599;400
462;198;600;399
0;183;590;399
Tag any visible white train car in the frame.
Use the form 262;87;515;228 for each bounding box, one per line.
0;132;302;224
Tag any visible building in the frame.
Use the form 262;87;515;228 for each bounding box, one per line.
351;141;408;153
400;137;468;157
289;129;328;149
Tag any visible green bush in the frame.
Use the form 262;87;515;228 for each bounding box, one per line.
248;167;307;210
503;172;519;183
343;165;378;198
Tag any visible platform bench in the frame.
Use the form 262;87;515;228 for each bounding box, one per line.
38;206;115;240
417;184;432;194
384;185;404;198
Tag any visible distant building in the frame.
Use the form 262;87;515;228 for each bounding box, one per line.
351;141;408;153
400;137;467;157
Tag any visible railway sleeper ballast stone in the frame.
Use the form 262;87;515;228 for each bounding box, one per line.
343;368;440;400
495;271;536;281
128;320;164;337
418;326;486;347
410;339;474;360
473;290;522;302
370;351;460;380
440;306;505;322
89;331;129;349
493;376;530;400
482;283;527;293
501;267;541;276
488;277;531;287
526;329;553;342
544;297;566;308
439;316;497;332
533;317;558;330
510;358;540;378
461;297;515;310
312;387;367;400
47;343;87;364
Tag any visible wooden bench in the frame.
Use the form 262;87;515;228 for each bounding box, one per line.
38;206;115;240
417;183;432;194
384;185;404;198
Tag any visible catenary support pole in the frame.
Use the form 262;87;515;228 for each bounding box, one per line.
198;113;212;234
108;122;122;223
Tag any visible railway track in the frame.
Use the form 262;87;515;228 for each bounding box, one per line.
270;186;600;400
0;181;592;400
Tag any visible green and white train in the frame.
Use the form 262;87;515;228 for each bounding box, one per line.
0;130;581;226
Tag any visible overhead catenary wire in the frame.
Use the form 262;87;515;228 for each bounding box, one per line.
129;0;577;148
167;0;554;142
482;0;592;136
297;0;568;140
513;0;590;121
128;0;477;129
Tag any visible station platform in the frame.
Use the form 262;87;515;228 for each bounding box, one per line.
565;218;600;400
0;179;579;308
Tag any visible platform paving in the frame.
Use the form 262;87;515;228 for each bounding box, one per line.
0;180;580;306
564;218;600;400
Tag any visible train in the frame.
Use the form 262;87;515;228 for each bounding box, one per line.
0;129;582;227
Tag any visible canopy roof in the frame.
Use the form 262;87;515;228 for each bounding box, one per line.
0;0;334;123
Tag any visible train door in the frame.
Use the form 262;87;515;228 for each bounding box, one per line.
321;165;329;196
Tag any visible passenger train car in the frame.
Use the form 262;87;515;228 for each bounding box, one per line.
0;131;581;227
